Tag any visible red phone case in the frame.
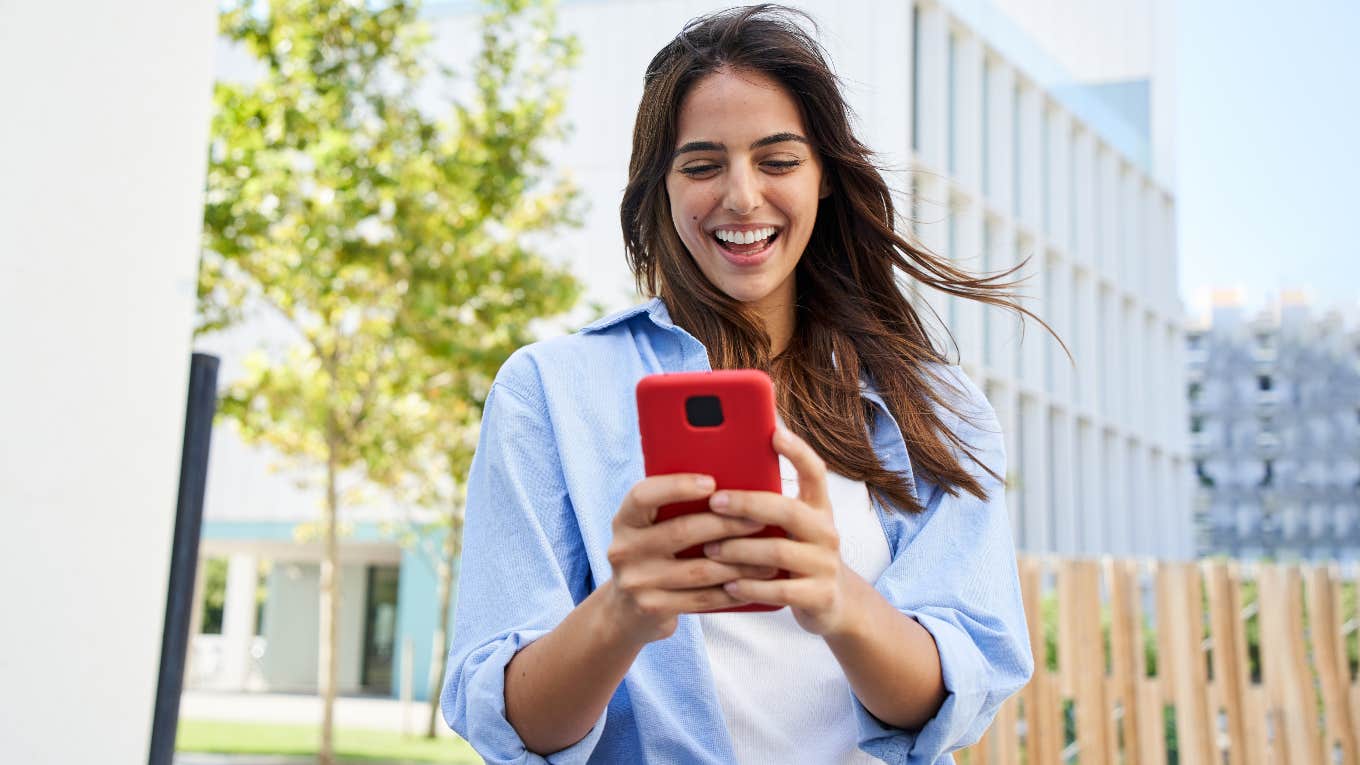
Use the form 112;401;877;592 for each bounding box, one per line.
636;369;787;613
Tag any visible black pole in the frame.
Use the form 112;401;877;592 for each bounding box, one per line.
148;352;220;765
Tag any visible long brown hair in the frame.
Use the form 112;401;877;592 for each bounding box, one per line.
621;4;1059;513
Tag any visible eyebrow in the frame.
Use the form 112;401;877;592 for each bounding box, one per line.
672;132;809;160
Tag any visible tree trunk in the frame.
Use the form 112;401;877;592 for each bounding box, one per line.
318;431;341;765
426;501;463;738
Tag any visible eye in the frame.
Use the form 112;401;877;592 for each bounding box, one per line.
763;159;803;172
679;164;720;178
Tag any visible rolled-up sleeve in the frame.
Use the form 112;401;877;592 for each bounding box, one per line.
440;357;607;764
854;368;1035;763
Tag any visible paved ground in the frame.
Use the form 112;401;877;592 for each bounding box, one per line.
179;689;460;739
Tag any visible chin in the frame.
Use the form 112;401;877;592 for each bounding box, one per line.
712;279;780;307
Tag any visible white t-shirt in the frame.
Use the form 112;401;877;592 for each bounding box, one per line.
697;451;894;764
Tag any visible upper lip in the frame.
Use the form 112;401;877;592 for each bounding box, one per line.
707;223;782;234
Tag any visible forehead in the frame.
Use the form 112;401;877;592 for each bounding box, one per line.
674;68;807;143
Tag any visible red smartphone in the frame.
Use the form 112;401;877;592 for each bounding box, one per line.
635;369;787;613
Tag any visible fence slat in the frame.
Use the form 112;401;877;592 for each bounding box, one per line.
1153;562;1178;708
1247;683;1272;764
1062;559;1109;764
995;556;1355;765
1136;676;1168;765
1305;565;1358;765
1020;557;1062;765
1057;558;1077;702
1105;557;1145;765
1161;562;1216;765
1204;561;1254;765
1259;564;1325;765
995;694;1019;765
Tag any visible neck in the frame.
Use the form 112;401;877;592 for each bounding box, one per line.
752;292;796;357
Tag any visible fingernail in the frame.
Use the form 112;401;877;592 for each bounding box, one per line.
704;542;720;557
695;475;715;492
709;492;730;510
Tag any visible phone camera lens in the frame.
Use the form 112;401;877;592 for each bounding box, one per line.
685;395;724;428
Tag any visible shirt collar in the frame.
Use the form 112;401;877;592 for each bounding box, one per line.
579;296;674;334
579;297;890;404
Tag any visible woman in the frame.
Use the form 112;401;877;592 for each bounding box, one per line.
442;5;1039;763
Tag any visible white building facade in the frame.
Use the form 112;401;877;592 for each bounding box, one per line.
1188;294;1360;562
430;0;1192;559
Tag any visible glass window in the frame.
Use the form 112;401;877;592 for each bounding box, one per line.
1068;128;1078;253
981;58;991;196
911;5;921;153
1012;83;1022;217
1041;108;1051;234
1070;273;1082;403
947;32;958;174
1043;259;1053;392
361;565;401;692
947;207;959;331
982;222;994;366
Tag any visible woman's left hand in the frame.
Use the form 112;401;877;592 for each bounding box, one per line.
703;424;857;637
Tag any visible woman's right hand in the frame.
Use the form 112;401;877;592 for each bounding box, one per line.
605;473;778;643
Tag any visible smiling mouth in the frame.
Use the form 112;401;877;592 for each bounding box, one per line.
712;229;780;256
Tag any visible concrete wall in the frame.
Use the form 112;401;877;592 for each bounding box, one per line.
261;563;370;693
0;1;217;763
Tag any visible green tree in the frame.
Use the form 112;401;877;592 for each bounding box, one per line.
364;0;585;734
198;0;581;760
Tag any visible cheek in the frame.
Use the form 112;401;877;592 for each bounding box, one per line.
673;191;717;234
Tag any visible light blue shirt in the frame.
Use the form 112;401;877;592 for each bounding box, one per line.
441;298;1034;764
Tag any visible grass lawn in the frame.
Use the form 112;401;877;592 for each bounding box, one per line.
177;719;483;764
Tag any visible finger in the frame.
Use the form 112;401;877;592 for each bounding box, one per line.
617;557;777;591
722;576;825;609
634;586;750;616
773;426;831;510
703;536;835;578
709;489;836;546
618;474;716;528
640;510;767;556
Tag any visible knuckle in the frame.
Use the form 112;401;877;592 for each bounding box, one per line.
664;521;691;550
636;594;666;618
613;570;638;593
728;516;760;534
814;588;835;612
696;588;728;610
626;483;650;510
768;545;789;568
685;559;712;584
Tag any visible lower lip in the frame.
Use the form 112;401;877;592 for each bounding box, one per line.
713;233;779;267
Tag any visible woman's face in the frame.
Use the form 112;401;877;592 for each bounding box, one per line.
665;67;828;316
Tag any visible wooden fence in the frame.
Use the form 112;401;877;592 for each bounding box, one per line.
958;558;1360;765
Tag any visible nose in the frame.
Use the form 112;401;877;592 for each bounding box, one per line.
722;163;762;216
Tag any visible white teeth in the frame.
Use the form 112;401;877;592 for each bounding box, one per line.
715;226;775;244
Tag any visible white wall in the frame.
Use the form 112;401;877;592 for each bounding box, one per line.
261;563;370;693
0;1;217;763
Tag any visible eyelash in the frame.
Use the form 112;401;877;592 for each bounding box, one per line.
679;159;803;177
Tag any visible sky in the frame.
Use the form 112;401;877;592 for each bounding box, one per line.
1176;0;1360;319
